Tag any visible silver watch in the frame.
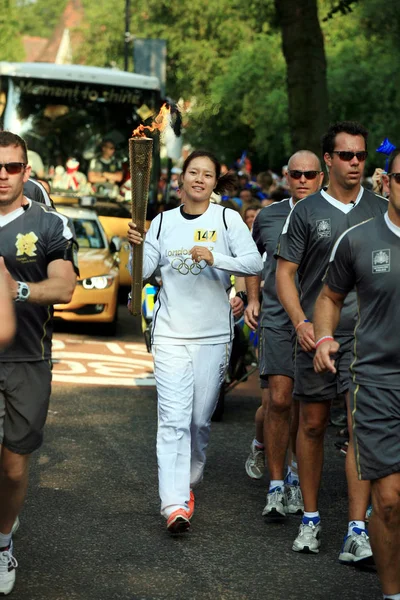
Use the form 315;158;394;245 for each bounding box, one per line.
15;281;30;302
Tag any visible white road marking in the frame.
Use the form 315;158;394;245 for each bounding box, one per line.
52;336;155;387
53;374;156;386
53;352;152;367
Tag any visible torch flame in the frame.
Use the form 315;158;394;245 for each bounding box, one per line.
132;103;171;138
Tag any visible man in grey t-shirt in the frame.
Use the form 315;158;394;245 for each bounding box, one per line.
276;121;387;562
313;149;400;600
0;131;78;594
244;151;323;521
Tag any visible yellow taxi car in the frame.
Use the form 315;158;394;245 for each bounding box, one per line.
93;201;132;287
53;205;121;334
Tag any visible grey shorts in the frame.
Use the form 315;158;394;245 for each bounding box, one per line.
0;361;52;454
349;381;400;481
259;327;295;389
293;335;352;402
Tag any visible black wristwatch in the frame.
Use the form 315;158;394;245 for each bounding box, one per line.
235;291;248;305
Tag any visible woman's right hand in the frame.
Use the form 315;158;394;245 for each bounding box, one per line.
127;221;144;246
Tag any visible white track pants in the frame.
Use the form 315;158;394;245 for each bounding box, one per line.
152;343;231;518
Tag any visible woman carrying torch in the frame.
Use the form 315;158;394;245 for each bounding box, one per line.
128;150;263;534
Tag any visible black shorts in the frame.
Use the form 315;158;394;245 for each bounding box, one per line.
259;327;294;389
293;335;352;402
0;361;52;454
349;381;400;481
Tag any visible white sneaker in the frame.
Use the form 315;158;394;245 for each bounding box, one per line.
245;442;265;479
0;541;17;595
11;517;19;536
292;519;322;553
339;527;374;565
285;483;304;515
262;486;287;520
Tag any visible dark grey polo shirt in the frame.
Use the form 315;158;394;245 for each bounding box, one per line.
252;198;293;329
326;212;400;389
0;201;78;362
276;187;388;334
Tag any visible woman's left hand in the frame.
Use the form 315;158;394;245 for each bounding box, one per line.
230;296;244;318
190;246;214;266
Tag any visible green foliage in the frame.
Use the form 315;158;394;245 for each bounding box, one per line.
17;0;68;38
323;0;400;171
0;0;24;61
14;0;400;171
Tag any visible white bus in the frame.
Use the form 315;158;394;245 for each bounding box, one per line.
0;62;162;201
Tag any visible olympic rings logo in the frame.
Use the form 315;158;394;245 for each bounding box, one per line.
171;257;208;275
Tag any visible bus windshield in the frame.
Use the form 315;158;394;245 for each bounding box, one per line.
0;73;161;197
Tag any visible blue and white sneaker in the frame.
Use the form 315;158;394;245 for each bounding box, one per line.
262;486;287;520
339;527;374;565
292;517;321;553
285;481;304;515
365;504;373;523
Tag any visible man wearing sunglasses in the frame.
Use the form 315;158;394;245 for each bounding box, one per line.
244;151;323;521
313;148;400;600
0;131;78;594
275;121;388;563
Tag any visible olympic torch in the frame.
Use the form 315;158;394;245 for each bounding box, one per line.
129;136;153;316
128;104;173;316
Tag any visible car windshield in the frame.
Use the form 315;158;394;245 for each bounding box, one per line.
72;218;105;249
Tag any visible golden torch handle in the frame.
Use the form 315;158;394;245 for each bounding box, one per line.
129;137;153;316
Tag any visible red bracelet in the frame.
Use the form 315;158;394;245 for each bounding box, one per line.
315;336;334;349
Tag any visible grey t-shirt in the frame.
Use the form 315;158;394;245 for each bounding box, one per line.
326;212;400;389
252;198;293;328
0;201;78;362
23;178;54;208
89;156;121;174
276;187;388;333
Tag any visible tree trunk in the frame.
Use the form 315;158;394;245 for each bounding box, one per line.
274;0;329;156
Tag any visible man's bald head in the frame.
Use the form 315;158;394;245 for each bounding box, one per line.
287;150;323;202
288;150;321;171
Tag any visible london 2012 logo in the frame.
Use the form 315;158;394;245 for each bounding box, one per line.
316;219;331;238
171;257;208;275
15;232;38;256
372;249;390;273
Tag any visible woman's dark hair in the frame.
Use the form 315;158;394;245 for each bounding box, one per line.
181;150;238;195
321;121;368;156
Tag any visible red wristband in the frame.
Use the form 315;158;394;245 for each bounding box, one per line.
315;336;334;349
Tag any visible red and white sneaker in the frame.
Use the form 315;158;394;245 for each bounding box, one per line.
187;490;195;520
166;509;190;534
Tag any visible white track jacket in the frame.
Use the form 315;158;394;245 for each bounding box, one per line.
131;203;263;345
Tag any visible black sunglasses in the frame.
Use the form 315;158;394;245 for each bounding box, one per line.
331;151;368;162
0;162;26;174
288;170;321;180
388;173;400;184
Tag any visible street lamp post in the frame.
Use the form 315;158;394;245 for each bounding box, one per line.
124;0;131;71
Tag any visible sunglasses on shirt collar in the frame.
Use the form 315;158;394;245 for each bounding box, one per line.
288;170;321;180
0;163;26;174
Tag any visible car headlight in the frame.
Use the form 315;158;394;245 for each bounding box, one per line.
81;275;115;290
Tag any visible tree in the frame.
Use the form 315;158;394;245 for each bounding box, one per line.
0;1;24;61
274;0;329;155
18;0;68;38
